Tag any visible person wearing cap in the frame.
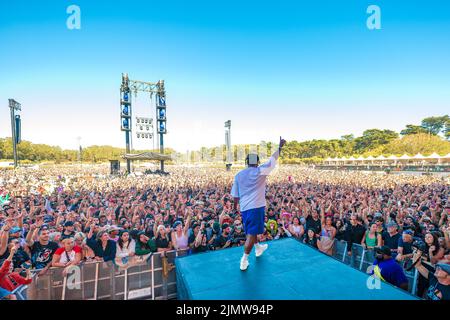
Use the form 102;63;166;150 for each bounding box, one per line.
171;213;191;251
135;231;157;256
396;229;415;263
231;137;286;271
412;249;450;300
213;223;232;250
370;245;408;290
382;221;401;258
61;221;76;240
107;225;120;242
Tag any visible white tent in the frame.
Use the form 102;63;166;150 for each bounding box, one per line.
348;156;356;161
387;155;398;160
376;155;386;160
426;152;441;159
399;154;410;160
356;156;365;161
413;153;425;159
366;155;375;161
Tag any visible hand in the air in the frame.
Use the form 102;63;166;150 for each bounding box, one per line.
279;136;287;149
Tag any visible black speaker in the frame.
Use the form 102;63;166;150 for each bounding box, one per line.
110;160;120;175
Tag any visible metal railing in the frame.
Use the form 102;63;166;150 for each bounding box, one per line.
26;249;189;300
331;240;419;295
19;241;420;299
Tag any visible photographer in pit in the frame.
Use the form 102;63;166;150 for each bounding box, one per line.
411;245;450;300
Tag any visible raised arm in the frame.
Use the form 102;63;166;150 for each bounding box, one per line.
259;137;286;176
0;226;9;256
26;224;38;248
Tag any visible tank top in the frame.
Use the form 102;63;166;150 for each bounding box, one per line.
321;227;332;238
292;225;302;235
174;232;189;250
365;232;377;248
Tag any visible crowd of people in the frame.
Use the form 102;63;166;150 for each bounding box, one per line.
0;164;449;300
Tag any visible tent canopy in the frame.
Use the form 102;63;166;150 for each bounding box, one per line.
122;152;172;161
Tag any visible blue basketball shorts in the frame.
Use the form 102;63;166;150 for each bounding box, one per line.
241;206;265;236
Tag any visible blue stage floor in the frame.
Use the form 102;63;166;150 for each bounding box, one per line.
175;238;417;300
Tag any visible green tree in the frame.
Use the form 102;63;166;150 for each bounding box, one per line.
354;129;399;153
400;125;428;136
421;115;449;135
382;133;450;156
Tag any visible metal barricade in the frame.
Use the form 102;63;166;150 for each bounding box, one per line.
361;248;375;272
27;248;190;300
332;239;348;263
350;243;366;270
405;268;419;295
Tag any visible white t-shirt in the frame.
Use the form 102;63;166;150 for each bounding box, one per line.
231;155;277;212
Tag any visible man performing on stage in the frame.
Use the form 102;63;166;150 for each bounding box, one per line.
231;137;287;271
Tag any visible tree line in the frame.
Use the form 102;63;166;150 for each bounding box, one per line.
0;115;449;164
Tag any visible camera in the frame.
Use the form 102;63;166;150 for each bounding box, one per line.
412;240;427;253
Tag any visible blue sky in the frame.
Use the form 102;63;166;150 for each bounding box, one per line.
0;0;449;152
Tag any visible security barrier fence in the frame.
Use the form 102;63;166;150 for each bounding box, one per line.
14;241;418;300
25;249;189;300
332;239;419;295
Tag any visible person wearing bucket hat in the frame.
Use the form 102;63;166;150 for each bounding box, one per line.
370;246;408;290
413;245;450;300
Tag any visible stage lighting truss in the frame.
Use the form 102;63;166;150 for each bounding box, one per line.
136;117;153;139
156;96;167;134
136;132;153;139
120;90;132;131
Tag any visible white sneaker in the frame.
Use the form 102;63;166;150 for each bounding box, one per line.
255;243;268;257
240;257;249;271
